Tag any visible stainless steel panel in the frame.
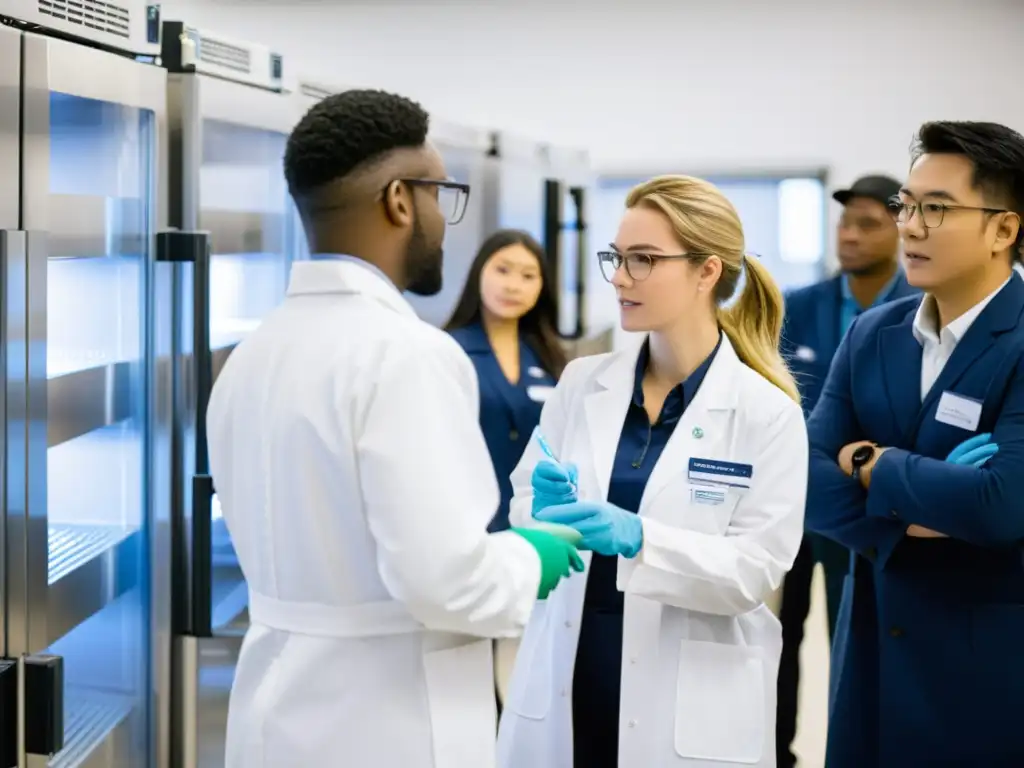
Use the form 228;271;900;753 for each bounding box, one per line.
46;363;135;447
195;634;243;768
201;210;286;257
47;195;148;259
23;31;166;115
197;74;302;136
0;25;21;230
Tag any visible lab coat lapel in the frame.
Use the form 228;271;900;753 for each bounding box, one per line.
879;307;924;441
639;335;739;512
584;349;636;501
918;275;1024;423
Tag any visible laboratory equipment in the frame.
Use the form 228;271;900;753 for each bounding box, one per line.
0;0;166;764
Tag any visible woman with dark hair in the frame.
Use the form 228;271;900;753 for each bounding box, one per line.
447;229;568;533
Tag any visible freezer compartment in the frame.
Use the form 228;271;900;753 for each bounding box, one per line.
45;589;148;766
47;423;144;649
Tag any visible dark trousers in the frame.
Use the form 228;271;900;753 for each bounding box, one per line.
776;533;848;768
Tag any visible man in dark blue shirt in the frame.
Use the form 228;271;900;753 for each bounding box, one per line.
775;174;919;767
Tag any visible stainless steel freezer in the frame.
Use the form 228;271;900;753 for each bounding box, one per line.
159;22;305;768
0;5;168;766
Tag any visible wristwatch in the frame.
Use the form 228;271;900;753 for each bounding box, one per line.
850;444;877;481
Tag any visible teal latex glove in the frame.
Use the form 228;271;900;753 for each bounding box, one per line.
531;460;579;518
535;500;643;559
946;432;998;467
511;527;585;599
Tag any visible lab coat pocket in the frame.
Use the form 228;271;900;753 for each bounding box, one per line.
504;600;553;720
654;482;739;534
673;640;765;764
422;638;496;768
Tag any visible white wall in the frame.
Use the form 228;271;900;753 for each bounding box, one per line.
163;0;1024;188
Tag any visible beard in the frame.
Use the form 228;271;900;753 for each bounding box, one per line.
404;213;444;297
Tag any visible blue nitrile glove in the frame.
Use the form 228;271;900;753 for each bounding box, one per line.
946;432;999;467
532;460;578;517
535;500;643;559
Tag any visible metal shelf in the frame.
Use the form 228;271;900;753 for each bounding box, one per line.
50;688;134;768
47;524;141;647
48;362;137;447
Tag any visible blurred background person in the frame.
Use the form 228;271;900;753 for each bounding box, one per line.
775;174;919;768
447;230;569;713
447;229;568;533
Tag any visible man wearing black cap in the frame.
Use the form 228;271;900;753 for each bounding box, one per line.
775;173;919;767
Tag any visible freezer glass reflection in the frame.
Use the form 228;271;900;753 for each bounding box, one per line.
201;119;291;348
202;119;291;630
45;92;151;763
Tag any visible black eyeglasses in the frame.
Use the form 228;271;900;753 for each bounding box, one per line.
391;178;471;225
887;196;1011;229
596;249;710;282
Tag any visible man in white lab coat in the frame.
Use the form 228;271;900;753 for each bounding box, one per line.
206;89;583;768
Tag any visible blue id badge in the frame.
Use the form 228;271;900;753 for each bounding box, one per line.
688;457;753;488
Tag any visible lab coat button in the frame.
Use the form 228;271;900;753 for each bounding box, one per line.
628;719;637;728
560;688;568;697
509;429;519;441
630;656;637;664
889;626;904;638
564;620;572;629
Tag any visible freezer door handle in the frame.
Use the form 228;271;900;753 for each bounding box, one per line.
191;474;214;639
569;186;588;339
1;660;15;768
0;655;66;764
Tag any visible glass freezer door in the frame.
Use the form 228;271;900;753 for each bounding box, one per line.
15;32;166;768
199;116;291;631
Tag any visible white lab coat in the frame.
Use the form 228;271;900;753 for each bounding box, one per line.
206;259;541;768
497;335;808;768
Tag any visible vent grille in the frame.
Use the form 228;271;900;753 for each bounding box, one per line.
37;0;130;39
197;36;252;75
299;83;335;102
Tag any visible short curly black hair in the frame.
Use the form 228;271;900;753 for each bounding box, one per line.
284;88;430;200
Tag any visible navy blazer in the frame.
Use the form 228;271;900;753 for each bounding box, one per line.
805;274;1024;767
449;322;557;532
782;273;919;417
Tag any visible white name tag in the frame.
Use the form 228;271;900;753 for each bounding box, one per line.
690;485;727;506
526;385;554;403
935;391;982;431
794;345;817;362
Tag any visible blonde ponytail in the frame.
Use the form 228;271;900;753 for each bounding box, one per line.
625;175;800;404
719;256;801;404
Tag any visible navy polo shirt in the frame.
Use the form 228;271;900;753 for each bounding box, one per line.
571;333;721;765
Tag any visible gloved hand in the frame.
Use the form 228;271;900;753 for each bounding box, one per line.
535;500;643;559
511;527;585;599
531;460;578;518
946;432;998;467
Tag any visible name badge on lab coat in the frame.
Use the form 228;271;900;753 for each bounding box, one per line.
528;366;547;379
935;391;982;431
688;457;753;488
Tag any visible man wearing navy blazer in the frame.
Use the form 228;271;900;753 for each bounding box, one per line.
807;121;1024;766
775;173;919;767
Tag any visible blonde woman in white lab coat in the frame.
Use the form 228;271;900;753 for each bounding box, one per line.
497;175;809;768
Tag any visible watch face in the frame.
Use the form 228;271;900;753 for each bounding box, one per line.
851;445;875;467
